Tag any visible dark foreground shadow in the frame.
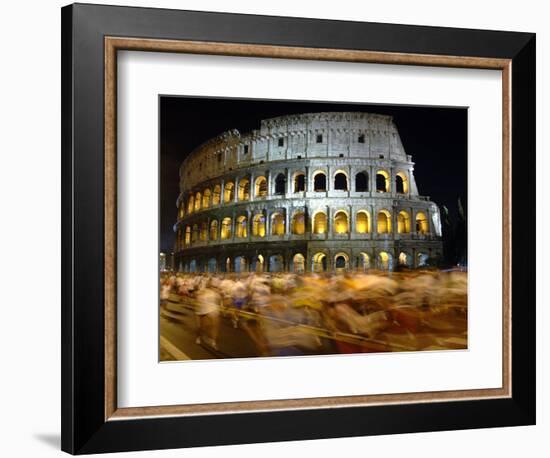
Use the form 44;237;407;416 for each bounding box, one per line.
34;433;60;449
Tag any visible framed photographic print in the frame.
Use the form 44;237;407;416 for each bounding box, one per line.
61;3;536;454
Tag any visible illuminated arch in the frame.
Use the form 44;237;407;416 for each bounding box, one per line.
292;253;306;274
220;217;232;239
312;252;327;272
255;254;265;273
416;211;429;234
334;210;349;234
355;210;371;234
377;209;392;233
398;252;412;267
191;224;199;243
178;204;184;220
396;171;409;194
223;182;234;203
271;212;285;235
254;176;268;197
209;220;218;241
235;215;248;238
376;170;390;192
199;221;208;241
358;252;370;271
194;191;202;211
313;211;327;234
187;195;194;213
238;178;250;201
397;210;411;233
184;226;191;245
252;213;266;237
313;171;327;191
202;188;211;208
291;211;306;235
378;251;392;270
234;256;248;273
212;184;221;205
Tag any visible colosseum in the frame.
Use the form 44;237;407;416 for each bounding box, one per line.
173;112;443;273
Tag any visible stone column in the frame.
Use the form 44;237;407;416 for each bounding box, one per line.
234;177;239;203
286;168;292;196
219;180;225;206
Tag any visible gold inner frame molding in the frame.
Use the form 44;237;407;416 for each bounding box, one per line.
104;36;512;421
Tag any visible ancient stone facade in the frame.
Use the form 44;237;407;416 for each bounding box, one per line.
173;112;442;273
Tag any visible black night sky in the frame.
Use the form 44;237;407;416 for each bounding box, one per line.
160;96;467;255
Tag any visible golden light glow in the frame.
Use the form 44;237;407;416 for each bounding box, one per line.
185;226;191;245
209;220;218;240
255;176;268;197
238;178;250;201
194;192;202;211
191;224;199;242
200;222;208;241
313;252;327;272
224;182;234;203
334;211;349;234
271;213;285;235
355;210;370;233
202;188;211;208
252;213;266;237
377;209;392;233
212;185;221;205
358;252;370;271
221;217;232;239
187;195;194;213
416;211;429;234
293;253;305;273
379;251;390;270
236;215;248;238
397;210;411;233
396;171;409;194
313;212;327;234
399;252;409;266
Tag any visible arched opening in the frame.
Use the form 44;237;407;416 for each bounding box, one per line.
334;172;348;191
234;256;248;273
334;253;349;272
398;252;411;267
417;252;429;267
207;258;217;273
313;212;327;234
212;185;221;205
225;257;232;273
184;226;191;245
376;170;390;192
187;195;194;213
255;254;265;273
355;171;369;192
223;182;234;203
313;252;327;273
269;254;284;272
194;192;202;211
191;224;199;243
274;173;286;195
271;212;285;235
178;204;184;220
238;178;250;201
397;210;411;233
313;171;327;191
199;221;208;241
255;176;268;197
235;215;248;238
358;252;370;271
291;212;306;235
396;172;409;194
377;210;392;233
355;211;370;234
202;188;211;208
252;213;266;237
209;220;218;241
293;172;306;192
220;217;232;239
189;259;197;273
378;251;392;271
293;253;305;273
416;211;429;234
334;211;349;234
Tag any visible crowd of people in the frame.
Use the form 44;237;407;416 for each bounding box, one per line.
160;269;468;358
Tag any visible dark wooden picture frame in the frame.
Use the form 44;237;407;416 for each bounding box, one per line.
61;3;535;454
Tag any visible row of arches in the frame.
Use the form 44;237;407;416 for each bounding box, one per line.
178;169;410;219
177;209;430;247
182;250;430;274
